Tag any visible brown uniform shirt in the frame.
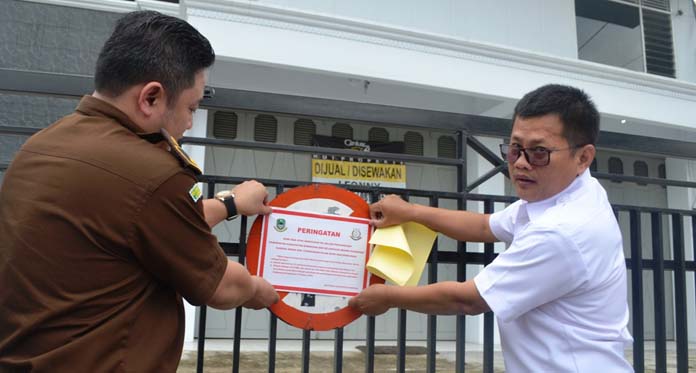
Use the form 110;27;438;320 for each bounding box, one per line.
0;96;227;372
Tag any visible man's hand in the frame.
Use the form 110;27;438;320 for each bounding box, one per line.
232;180;272;216
369;194;415;228
242;276;279;310
348;284;392;316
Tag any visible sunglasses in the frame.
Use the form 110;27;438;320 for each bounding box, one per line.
500;143;582;167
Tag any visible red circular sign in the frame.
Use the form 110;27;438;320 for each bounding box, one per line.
246;184;383;331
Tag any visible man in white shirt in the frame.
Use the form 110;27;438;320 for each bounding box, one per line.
349;84;633;372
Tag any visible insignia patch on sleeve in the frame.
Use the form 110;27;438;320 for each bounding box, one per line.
189;183;203;203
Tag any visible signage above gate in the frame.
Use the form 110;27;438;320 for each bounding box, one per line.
311;155;406;188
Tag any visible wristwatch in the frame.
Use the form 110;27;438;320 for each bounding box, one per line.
215;190;238;220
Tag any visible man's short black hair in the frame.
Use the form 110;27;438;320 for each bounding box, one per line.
513;84;600;146
94;11;215;105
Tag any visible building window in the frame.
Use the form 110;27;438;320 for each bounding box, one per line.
438;136;457;159
332;123;353;139
404;131;423;156
642;8;675;77
368;127;389;143
658;163;666;188
590;158;598;172
213;111;237;139
437;136;457;158
643;0;670;12
575;0;674;78
608;157;624;183
633;160;648;185
293;118;315;146
254;114;277;143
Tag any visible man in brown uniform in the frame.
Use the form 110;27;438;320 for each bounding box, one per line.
0;11;278;371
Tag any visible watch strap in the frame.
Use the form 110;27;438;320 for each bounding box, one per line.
218;193;238;220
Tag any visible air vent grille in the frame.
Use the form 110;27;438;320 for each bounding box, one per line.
254;114;277;143
213;111;237;139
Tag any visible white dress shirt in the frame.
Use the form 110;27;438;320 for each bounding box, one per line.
474;169;633;372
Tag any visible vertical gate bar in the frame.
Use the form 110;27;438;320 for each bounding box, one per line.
457;130;468;204
268;314;278;373
397;309;407;373
333;328;344;373
483;312;494;373
456;239;467;373
456;131;468;373
232;215;249;373
426;253;437;373
483;199;494;373
196;182;217;373
231;315;243;373
397;193;409;373
365;316;376;373
671;214;688;373
196;305;207;373
693;215;696;357
302;329;311;373
651;212;666;373
426;195;439;373
365;189;380;373
266;185;284;373
275;184;285;196
629;210;644;373
693;215;696;372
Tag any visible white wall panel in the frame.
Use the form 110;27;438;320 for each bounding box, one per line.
250;0;577;58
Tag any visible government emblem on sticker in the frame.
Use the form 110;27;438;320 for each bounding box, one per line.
350;228;362;241
274;218;287;232
189;183;202;202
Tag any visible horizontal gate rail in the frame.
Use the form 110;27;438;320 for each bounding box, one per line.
193;172;696;373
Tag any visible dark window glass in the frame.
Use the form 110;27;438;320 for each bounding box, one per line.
438;136;457;159
368;127;389;143
633;161;648;185
254;114;277;143
213;111;238;139
608;157;623;183
294;118;315;146
404;131;423;156
332;123;353;139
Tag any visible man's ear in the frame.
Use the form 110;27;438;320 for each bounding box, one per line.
137;82;166;117
576;144;596;173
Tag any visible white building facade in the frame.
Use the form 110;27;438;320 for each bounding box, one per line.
2;0;696;353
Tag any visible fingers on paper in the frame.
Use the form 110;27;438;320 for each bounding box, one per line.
369;194;407;227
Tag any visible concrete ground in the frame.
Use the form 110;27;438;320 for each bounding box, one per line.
177;340;696;372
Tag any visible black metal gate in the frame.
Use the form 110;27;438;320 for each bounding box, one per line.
189;172;695;373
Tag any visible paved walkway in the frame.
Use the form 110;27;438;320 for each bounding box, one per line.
177;340;696;372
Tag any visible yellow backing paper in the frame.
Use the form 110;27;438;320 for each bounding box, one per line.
366;222;437;286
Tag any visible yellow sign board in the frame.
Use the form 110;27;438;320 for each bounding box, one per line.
311;157;406;188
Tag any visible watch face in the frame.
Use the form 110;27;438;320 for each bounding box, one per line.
215;190;233;199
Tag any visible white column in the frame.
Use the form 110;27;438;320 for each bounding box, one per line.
182;109;209;342
665;158;696;343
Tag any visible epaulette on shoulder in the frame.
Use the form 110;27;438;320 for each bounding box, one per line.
160;128;202;175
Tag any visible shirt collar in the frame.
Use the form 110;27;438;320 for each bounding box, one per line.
518;168;592;223
75;95;162;140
